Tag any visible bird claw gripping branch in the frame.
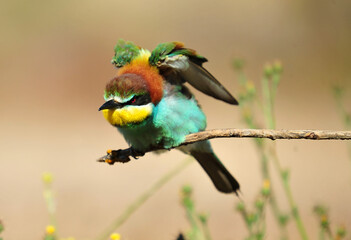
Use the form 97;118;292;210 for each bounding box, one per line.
97;148;145;165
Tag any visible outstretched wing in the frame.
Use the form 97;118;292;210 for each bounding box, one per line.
111;39;141;68
149;42;238;105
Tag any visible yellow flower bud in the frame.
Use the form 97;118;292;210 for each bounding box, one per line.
320;214;329;227
246;81;256;95
273;60;283;73
46;225;55;235
337;225;346;238
264;63;273;77
263;179;270;190
110;233;121;240
42;172;53;184
261;179;271;196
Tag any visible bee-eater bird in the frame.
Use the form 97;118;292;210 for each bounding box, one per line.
99;39;240;194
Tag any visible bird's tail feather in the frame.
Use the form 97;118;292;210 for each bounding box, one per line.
188;141;240;194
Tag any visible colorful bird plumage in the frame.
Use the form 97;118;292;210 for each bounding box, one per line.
99;39;240;194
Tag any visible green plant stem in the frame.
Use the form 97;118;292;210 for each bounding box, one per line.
270;72;280;105
186;210;199;233
200;220;212;240
262;75;276;129
255;141;285;238
185;208;206;240
258;149;288;240
240;203;255;237
238;70;248;86
237;63;295;240
319;228;325;240
334;92;351;130
43;184;58;235
319;226;332;240
255;198;268;239
258;146;269;179
265;102;308;239
184;202;203;239
94;157;194;240
269;146;309;240
238;74;288;239
333;89;351;177
262;70;309;240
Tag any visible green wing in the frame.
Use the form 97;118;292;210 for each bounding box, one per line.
150;42;238;105
111;39;141;68
149;42;207;66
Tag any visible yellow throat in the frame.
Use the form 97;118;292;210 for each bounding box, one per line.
101;104;153;127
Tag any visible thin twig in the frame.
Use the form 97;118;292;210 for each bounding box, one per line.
184;129;351;143
97;129;351;164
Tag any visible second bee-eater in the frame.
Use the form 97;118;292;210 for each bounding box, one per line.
99;40;240;194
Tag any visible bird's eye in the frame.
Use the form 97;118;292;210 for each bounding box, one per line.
127;96;138;105
126;94;151;106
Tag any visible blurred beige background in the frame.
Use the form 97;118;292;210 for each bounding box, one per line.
1;0;351;239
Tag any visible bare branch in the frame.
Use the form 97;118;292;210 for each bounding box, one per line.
184;128;351;143
98;128;351;164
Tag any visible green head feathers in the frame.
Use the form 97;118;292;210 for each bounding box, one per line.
111;39;141;68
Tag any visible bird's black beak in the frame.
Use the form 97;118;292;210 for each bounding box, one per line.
98;100;122;111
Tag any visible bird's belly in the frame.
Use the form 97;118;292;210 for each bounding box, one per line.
117;120;163;152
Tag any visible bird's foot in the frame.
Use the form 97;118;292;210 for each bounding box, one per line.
129;148;145;159
97;148;145;165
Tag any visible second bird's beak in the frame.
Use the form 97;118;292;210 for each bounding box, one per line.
98;100;122;111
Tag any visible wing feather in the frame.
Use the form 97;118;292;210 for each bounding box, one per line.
150;42;238;105
179;60;238;105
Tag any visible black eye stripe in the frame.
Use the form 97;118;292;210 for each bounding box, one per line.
125;94;151;106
